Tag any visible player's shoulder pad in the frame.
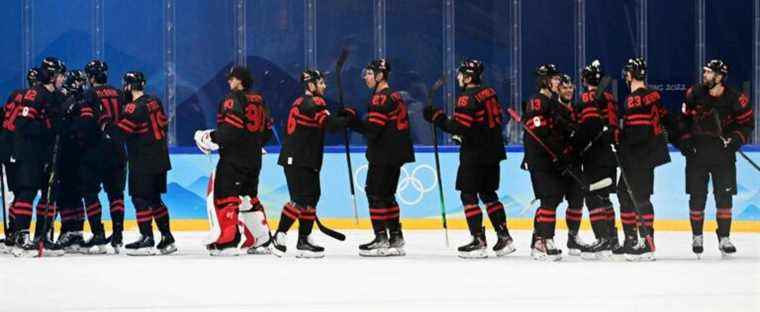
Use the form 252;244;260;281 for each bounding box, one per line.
473;87;496;103
245;91;264;104
311;95;327;107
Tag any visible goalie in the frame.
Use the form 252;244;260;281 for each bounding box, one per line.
195;66;274;256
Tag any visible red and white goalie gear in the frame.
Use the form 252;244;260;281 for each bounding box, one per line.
205;170;271;256
238;196;272;254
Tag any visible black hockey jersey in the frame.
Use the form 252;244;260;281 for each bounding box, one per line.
680;84;754;164
114;94;171;174
211;90;272;169
13;85;57;163
433;86;506;165
1;89;25;162
619;87;674;169
352;88;414;166
575;90;618;166
84;85;128;167
278;95;346;170
522;92;573;171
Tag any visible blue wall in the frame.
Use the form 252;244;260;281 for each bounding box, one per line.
0;0;756;147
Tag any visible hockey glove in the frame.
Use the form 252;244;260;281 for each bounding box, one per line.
423;105;445;124
678;135;696;157
194;129;219;154
724;133;744;152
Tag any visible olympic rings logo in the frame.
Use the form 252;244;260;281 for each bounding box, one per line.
354;164;438;205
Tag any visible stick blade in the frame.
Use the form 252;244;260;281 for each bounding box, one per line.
589;177;613;191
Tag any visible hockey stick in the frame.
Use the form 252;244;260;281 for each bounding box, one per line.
335;48;359;225
427;75;449;247
610;144;655;250
315;217;346;241
38;134;61;256
506;108;611;192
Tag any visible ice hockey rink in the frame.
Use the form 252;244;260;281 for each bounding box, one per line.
2;229;758;312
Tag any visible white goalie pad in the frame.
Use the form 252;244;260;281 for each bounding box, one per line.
205;172;271;248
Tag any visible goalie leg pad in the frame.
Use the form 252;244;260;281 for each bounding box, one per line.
239;200;271;249
214;196;241;245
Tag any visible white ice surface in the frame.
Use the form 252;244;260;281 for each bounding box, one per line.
1;230;758;312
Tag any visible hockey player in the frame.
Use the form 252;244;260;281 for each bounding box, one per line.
422;59;514;258
343;59;414;257
54;70;95;254
110;71;176;256
194;66;274;256
615;57;677;261
678;59;753;258
75;59;129;253
575;61;620;258
270;69;351;258
553;74;590;256
11;57;67;257
1;68;39;250
521;64;578;261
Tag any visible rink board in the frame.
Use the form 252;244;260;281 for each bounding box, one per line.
7;146;760;232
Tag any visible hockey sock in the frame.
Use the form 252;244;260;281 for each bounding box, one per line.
152;201;171;236
368;206;389;234
565;205;583;236
535;207;557;239
60;203;85;233
640;199;655;236
34;200;54;239
12;200;33;233
84;196;105;235
589;207;609;239
386;204;401;233
715;194;732;238
276;202;302;233
298;206;316;238
464;204;483;236
485;201;509;236
689;195;706;236
108;195;125;233
134;198;154;237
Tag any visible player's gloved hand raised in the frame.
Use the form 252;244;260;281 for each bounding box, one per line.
423;105;445;123
194;129;219;154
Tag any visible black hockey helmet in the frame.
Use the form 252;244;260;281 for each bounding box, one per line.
458;59;484;83
559;74;573;87
623;57;647;81
226;66;253;90
39;57;67;84
535;64;560;77
63;70;87;94
26;67;39;87
535;64;560;90
364;58;391;79
85;59;109;83
122;71;146;90
582;60;604;86
703;59;728;76
300;69;324;85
